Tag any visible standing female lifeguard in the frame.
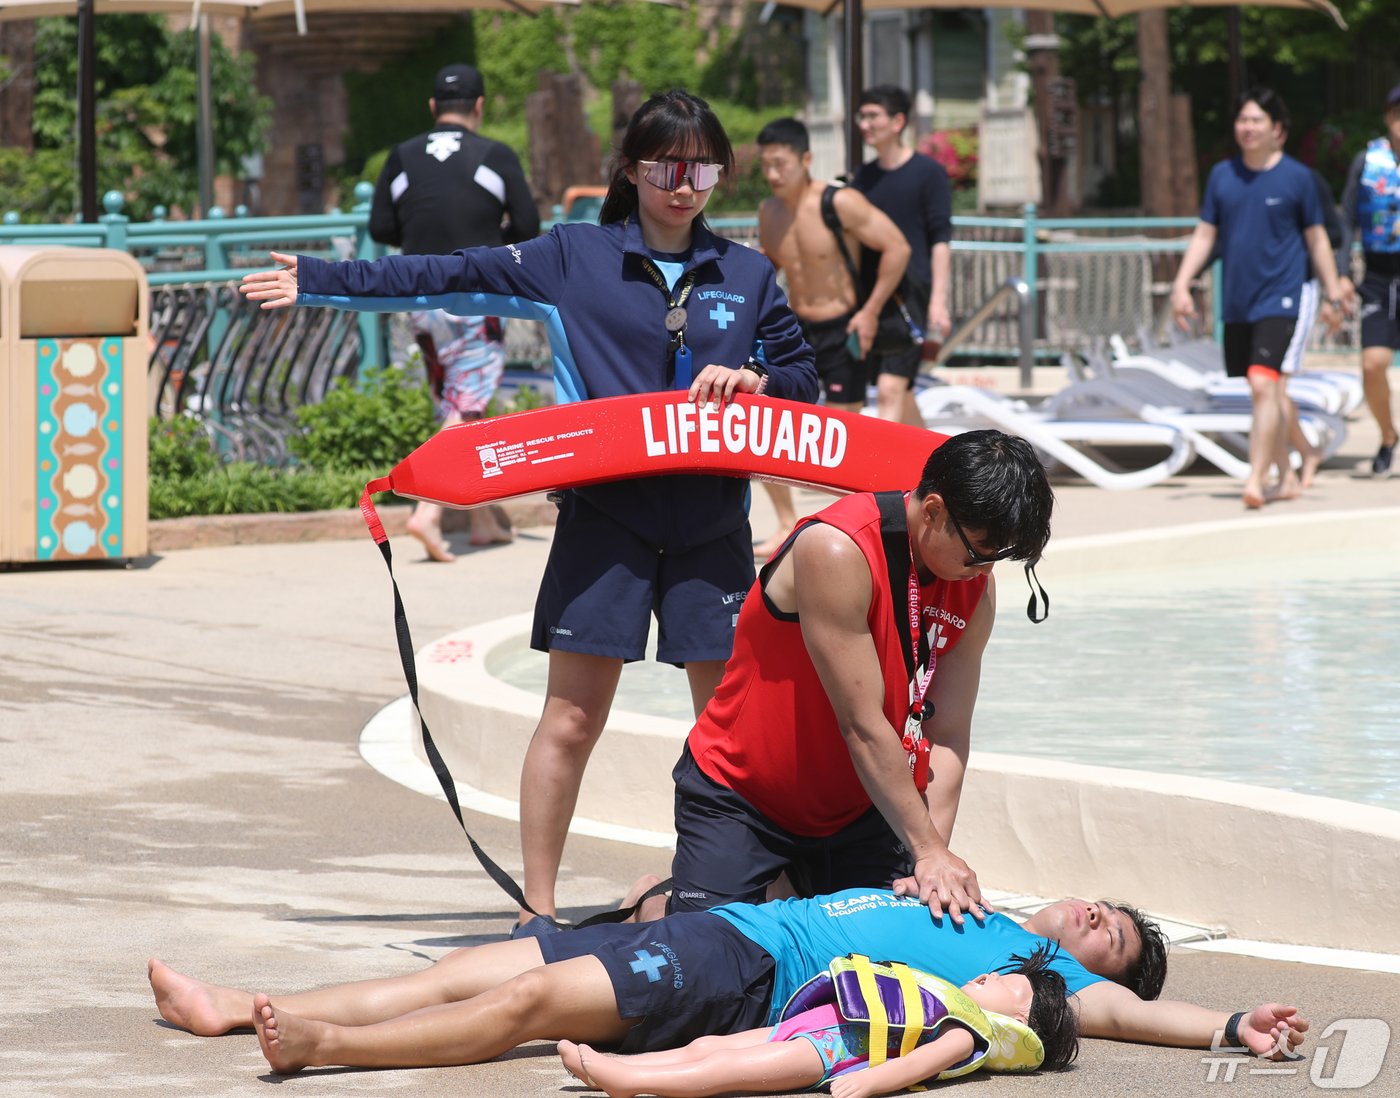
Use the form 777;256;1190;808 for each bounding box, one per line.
240;90;818;935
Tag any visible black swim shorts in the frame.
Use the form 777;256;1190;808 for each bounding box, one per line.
1359;268;1400;350
1223;313;1307;378
799;313;865;407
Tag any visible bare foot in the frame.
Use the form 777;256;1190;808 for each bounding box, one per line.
1242;483;1266;510
253;993;318;1074
752;527;794;561
406;513;456;562
558;1040;597;1087
406;512;453;563
491;504;516;535
579;1044;636;1098
148;958;252;1036
620;873;669;923
467;509;515;547
1299;449;1322;489
1266;473;1302;503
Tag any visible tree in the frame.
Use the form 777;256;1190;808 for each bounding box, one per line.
0;14;269;220
1056;1;1400;208
339;5;801;215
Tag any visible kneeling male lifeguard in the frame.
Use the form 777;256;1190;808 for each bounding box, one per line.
671;429;1054;923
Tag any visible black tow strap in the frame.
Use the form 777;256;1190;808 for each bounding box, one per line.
360;482;668;929
875;490;918;678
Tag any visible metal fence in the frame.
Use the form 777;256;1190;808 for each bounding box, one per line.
3;186;384;464
3;192;1363;461
150;282;364;463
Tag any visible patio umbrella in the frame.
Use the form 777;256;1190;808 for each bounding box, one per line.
0;0;574;221
773;0;1346;176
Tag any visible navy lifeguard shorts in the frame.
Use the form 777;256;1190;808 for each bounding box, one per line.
536;911;776;1052
668;746;912;914
531;491;753;665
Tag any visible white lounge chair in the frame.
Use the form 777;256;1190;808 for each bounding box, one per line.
1044;364;1347;481
1115;332;1365;417
912;383;1194;491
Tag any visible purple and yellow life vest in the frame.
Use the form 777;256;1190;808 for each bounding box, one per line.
778;953;1045;1085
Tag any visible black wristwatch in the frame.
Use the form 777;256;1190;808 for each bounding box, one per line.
740;357;769;394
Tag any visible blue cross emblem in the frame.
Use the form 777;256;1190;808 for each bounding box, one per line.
709;302;735;329
629;949;669;983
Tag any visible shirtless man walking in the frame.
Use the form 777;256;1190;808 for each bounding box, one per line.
753;117;911;556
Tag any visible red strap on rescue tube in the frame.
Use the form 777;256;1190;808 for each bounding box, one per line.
359;477;394;544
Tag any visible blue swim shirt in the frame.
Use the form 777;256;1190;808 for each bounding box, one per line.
711;888;1106;1025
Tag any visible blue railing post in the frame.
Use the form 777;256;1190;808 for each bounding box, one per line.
204;207;232;363
351;180;385;373
99;191;128;251
1020;202;1039;387
204;207;227;270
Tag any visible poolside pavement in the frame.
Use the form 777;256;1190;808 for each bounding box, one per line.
2;385;1397;1096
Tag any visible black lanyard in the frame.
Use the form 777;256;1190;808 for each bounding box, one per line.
876;491;933;792
640;258;698;389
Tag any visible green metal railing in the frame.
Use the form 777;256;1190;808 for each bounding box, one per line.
2;193;1220;390
2;181;388;370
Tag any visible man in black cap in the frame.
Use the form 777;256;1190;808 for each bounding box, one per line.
370;63;541;557
1338;83;1400;477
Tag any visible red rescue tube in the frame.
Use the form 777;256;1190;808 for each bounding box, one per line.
373;392;949;509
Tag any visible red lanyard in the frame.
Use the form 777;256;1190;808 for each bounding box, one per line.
901;542;934;792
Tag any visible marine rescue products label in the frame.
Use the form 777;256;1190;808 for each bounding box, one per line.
641;402;848;467
476;427;596;478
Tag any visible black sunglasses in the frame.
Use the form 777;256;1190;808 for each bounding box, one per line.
946;507;1018;568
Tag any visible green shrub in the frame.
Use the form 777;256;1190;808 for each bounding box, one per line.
148;369;556;519
148;415;220;479
486;384;551;417
290;365;436;472
149;463;379;520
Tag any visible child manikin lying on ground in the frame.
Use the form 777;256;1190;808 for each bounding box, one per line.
559;944;1077;1098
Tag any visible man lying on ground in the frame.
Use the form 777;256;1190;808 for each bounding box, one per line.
148;884;1304;1075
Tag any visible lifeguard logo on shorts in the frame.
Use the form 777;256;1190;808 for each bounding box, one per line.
631;942;685;990
641;403;848;468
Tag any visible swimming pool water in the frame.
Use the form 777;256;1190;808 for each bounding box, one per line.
975;549;1400;809
487;550;1400;809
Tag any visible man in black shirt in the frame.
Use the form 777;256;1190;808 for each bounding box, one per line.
854;85;953;428
369;63;541;558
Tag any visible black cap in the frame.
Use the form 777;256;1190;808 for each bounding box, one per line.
1385;84;1400;110
434;63;484;103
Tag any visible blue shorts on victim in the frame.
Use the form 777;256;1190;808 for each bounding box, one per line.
536;911;776;1053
